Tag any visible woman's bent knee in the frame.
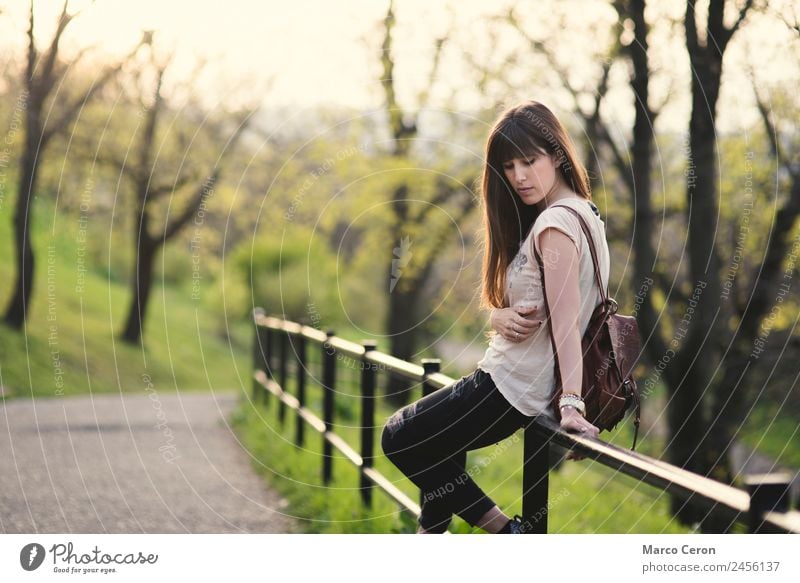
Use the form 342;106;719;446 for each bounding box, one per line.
381;409;408;458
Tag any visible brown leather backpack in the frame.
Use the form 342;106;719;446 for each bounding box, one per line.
533;204;642;449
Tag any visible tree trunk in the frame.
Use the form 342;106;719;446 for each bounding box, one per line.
385;273;423;407
666;40;727;530
665;350;716;522
4;111;41;329
121;237;158;344
626;0;662;358
383;186;469;406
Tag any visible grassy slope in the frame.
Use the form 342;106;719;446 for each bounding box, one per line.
0;201;251;399
739;403;800;469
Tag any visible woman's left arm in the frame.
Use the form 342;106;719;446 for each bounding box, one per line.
537;227;599;439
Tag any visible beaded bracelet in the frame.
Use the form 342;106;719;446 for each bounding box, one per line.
558;393;586;417
559;393;584;405
561;391;584;401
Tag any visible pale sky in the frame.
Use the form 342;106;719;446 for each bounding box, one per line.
1;0;798;134
1;0;480;109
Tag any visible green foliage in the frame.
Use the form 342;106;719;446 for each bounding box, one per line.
158;242;195;285
233;226;340;324
197;263;252;338
85;229;133;285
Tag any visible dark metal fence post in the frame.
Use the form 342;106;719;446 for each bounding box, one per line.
295;333;307;447
360;340;378;508
418;359;441;510
262;325;273;407
278;327;288;425
522;424;550;534
252;308;266;402
745;473;792;533
322;330;336;485
421;359;440;398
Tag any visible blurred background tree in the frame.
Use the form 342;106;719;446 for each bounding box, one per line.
82;43;255;344
3;0;147;329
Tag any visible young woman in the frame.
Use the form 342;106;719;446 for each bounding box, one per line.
381;100;610;534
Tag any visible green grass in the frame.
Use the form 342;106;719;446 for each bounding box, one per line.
0;200;252;398
232;358;692;534
738;403;800;469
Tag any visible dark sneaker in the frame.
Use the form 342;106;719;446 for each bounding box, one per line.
499;514;527;534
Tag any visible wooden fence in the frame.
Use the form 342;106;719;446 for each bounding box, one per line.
252;308;800;534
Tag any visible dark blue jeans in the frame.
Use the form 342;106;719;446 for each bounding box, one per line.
381;368;532;532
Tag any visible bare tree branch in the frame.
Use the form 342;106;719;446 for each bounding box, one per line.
750;74;783;166
45;62;127;143
685;1;700;54
148;173;195;200
415;187;475;283
162;109;255;242
381;0;415;155
415;176;475;225
727;0;756;42
38;0;74;89
162;172;218;242
137;64;166;196
26;1;36;89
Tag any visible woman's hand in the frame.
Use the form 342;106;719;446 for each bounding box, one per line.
490;305;543;342
559;406;599;460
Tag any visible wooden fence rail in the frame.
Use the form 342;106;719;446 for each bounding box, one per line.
251;308;800;534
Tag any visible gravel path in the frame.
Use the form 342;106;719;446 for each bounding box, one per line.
0;391;296;533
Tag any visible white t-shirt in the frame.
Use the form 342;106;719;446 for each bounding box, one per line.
476;197;611;418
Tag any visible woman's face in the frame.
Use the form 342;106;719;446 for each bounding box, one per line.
502;151;561;207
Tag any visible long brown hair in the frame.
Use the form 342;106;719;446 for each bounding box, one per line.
480;100;591;309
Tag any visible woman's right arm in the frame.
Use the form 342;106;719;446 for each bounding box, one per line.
537;226;599;442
